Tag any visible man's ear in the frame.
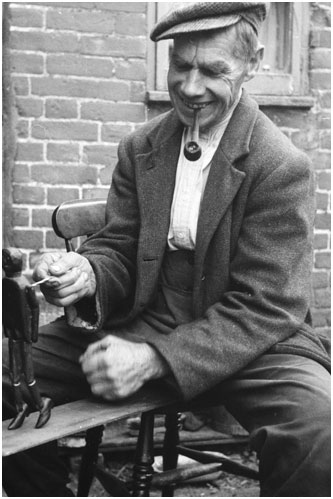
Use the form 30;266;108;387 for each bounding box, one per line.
244;45;264;82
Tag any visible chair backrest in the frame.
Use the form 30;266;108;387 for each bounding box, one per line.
52;198;107;252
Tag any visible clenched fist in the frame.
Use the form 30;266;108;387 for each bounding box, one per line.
80;335;170;400
32;251;96;307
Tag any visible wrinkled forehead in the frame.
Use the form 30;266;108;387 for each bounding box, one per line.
172;26;240;60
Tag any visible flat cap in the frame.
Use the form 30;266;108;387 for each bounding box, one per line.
150;2;268;42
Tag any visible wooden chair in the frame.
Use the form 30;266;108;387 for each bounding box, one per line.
3;198;259;497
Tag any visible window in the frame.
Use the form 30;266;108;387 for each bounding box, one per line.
147;3;311;102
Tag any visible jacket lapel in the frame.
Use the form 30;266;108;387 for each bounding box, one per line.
136;111;183;260
195;91;259;266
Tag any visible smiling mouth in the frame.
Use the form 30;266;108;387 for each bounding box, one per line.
181;98;212;110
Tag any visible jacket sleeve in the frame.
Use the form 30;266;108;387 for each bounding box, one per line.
133;154;316;400
66;135;140;330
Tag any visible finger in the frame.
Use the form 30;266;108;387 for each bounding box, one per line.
80;350;110;376
89;382;118;401
49;252;86;276
80;336;115;361
43;267;81;291
32;253;62;281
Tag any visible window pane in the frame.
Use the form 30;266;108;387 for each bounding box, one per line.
260;3;292;73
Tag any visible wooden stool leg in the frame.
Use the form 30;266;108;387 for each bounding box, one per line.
132;411;155;497
77;425;104;497
161;412;181;497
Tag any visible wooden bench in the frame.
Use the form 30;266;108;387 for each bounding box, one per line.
3;199;259;496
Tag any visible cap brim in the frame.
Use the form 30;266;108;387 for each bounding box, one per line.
153;14;241;41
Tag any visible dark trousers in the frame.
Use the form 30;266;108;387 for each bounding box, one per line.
2;251;331;496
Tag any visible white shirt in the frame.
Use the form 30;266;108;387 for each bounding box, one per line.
168;96;240;250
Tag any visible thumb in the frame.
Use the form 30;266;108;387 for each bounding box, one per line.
49;251;80;276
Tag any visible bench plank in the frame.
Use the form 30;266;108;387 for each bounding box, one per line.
2;387;176;457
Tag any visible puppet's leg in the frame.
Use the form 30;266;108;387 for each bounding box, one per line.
23;342;54;428
7;338;29;430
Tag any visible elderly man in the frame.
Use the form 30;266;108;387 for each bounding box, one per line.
3;3;330;497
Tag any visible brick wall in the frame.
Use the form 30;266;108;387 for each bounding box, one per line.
3;2;331;336
308;2;331;337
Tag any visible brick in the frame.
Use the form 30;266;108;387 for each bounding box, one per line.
83;145;118;166
15;142;44;162
16;97;43;118
309;70;331;90
310;30;320;48
79;35;145;58
47;143;80;162
115;59;146;81
10;6;44;28
47;54;114;78
319;29;331;48
81;101;145;122
47;187;80;205
320;130;331;149
290;128;319;151
312;270;329;289
315;212;331;230
13;185;45;204
310;48;332;69
10;30;80;53
13;164;30;183
47;8;115;33
31;164;98;185
308;150;331;170
130;81;146;102
317;111;331;129
115;13;146;36
101;123;132;142
315;191;329;211
316;171;331;190
12;76;29;96
311;4;331;28
82;188;109;199
12;207;29;226
11;52;44;74
16;120;29;139
32;208;54;227
99;164;116;184
12;229;44;249
31;120;98;141
46;230;68;249
311;308;331;327
318;91;331;109
314;232;329;249
32;76;129;101
314;251;331;268
45;98;77;119
314;288;331;307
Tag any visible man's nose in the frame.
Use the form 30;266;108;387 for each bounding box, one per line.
180;69;205;98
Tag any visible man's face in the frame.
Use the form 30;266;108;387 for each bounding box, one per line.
168;27;254;131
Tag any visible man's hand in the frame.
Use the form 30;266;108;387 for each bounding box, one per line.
79;335;170;400
32;252;96;307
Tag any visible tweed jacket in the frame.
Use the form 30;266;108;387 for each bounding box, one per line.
70;91;330;400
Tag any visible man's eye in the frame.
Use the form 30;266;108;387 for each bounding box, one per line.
172;60;191;71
